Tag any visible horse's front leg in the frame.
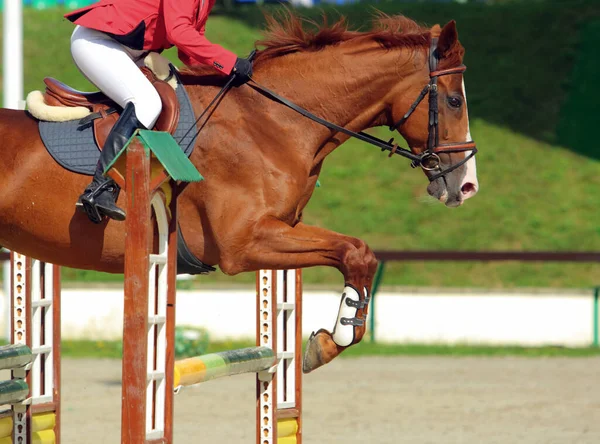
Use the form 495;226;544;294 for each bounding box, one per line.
219;219;378;373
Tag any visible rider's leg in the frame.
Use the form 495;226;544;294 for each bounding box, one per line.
77;102;145;222
70;25;162;223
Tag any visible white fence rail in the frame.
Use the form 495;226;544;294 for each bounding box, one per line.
0;287;597;346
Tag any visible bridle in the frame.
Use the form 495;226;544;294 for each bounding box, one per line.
388;37;477;181
180;38;477;182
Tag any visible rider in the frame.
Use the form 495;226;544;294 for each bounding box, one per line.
65;0;253;224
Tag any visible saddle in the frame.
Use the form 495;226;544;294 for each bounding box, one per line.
42;67;180;149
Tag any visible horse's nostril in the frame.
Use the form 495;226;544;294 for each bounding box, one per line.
461;182;476;195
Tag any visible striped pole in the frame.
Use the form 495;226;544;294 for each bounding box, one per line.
174;347;275;387
257;269;302;444
0;253;61;444
0;344;33;370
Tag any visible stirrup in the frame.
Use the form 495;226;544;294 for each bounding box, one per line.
80;199;103;224
78;181;118;224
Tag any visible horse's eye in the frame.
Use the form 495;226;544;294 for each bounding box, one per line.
448;96;462;108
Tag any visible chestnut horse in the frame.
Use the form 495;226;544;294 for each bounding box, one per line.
0;14;478;372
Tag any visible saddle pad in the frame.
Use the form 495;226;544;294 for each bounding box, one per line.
39;78;198;175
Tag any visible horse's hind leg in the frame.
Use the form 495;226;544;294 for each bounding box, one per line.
219;219;378;373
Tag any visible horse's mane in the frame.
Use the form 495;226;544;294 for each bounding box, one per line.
254;12;431;62
179;11;463;80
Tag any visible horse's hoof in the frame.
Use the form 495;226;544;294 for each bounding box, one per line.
302;329;341;374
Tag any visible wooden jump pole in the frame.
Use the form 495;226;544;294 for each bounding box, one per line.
0;253;61;444
171;269;303;444
257;269;302;444
111;129;303;443
108;130;201;444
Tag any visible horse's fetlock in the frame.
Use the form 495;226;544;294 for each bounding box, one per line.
352;325;366;344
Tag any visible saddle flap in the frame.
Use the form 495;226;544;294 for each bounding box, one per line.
93;105;120;149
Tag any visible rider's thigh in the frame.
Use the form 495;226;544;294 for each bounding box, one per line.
70;25;162;128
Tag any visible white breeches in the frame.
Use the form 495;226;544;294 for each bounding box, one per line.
70;25;162;129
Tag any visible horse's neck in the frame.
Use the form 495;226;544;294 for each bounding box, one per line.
256;43;427;162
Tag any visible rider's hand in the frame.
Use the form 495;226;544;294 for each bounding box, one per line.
231;57;253;87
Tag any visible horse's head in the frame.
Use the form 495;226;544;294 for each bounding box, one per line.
391;21;478;207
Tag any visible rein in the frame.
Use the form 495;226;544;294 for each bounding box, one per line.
246;78;422;164
182;40;477;182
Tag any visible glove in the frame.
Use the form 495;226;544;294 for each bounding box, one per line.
231;57;253;87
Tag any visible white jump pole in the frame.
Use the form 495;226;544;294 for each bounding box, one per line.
3;0;24;110
257;269;302;444
3;257;10;340
2;0;24;374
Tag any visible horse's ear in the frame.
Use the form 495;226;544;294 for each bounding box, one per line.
437;20;458;56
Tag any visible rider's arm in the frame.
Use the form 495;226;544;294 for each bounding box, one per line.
163;0;236;75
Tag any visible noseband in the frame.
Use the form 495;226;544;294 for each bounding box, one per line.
389;38;477;181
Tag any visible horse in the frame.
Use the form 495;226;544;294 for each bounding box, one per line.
0;13;478;373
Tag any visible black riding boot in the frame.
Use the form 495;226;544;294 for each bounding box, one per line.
76;102;145;223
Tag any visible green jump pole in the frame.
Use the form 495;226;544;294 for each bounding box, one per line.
369;261;386;344
593;287;599;348
174;346;276;387
0;344;32;370
0;379;29;404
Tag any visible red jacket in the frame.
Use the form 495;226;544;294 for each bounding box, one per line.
65;0;237;75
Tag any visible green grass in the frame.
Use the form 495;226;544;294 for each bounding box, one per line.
0;3;599;288
57;339;600;359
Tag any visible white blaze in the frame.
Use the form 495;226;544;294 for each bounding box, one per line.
460;79;478;198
